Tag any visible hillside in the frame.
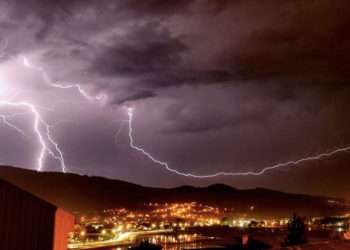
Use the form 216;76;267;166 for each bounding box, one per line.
0;165;348;218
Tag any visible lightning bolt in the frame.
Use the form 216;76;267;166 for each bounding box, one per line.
2;44;350;178
0;112;27;136
21;55;104;101
114;122;126;145
0;100;66;172
16;53;107;173
0;48;71;172
16;55;107;172
126;107;350;178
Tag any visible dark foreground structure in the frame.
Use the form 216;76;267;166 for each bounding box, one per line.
0;179;74;250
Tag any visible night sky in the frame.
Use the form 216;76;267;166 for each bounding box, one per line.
0;0;350;199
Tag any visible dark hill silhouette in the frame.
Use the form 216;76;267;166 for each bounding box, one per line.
0;165;348;218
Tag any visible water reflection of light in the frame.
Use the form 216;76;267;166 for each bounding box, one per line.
132;233;208;250
108;233;220;250
148;233;198;244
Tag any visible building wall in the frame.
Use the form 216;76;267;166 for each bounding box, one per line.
0;179;74;250
54;208;75;250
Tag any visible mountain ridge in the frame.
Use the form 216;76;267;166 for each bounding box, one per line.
0;165;348;218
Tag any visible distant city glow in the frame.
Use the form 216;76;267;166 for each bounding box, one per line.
69;201;350;248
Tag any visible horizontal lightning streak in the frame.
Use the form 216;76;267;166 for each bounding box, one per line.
127;107;350;178
2;50;349;178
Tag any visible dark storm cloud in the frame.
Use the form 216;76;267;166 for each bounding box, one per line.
2;0;350;131
120;0;194;16
218;1;350;84
1;0;234;102
92;23;187;77
91;21;232;93
114;90;157;105
3;0;222;41
119;0;231;17
1;0;350;198
7;0;349;95
87;0;350;106
160;84;278;133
